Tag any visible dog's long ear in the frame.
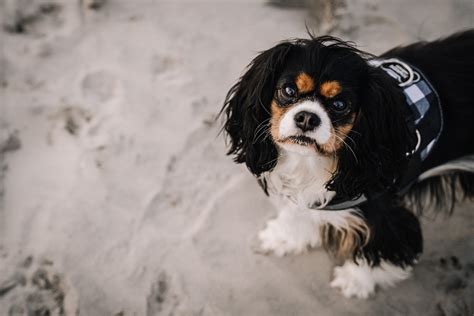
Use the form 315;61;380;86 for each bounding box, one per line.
220;42;293;176
327;66;416;199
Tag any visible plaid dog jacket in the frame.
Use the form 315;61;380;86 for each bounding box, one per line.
371;58;443;161
314;58;444;211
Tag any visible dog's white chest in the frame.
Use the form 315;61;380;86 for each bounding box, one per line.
264;150;336;208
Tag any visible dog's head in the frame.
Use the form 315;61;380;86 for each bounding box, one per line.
221;36;415;201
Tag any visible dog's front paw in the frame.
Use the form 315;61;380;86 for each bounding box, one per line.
330;262;375;299
257;220;308;257
257;214;320;257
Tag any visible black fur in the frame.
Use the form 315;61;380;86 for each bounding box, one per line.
382;30;474;217
221;30;474;269
358;196;423;268
407;171;474;215
359;30;474;267
221;42;293;175
326;65;416;200
382;30;474;172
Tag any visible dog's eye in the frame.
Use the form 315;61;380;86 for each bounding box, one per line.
331;100;349;113
279;83;298;102
283;85;297;98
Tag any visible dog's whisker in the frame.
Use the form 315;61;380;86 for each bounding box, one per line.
252;119;271;144
253;118;271;136
253;126;272;144
333;131;359;163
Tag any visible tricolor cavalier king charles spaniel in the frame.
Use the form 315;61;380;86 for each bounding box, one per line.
221;30;474;298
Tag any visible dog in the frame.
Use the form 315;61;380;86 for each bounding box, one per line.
220;30;474;298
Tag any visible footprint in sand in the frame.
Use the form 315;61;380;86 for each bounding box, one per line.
435;255;473;316
146;272;180;315
2;1;62;35
0;256;78;316
46;106;93;144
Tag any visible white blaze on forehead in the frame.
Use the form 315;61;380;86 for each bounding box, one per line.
278;100;332;144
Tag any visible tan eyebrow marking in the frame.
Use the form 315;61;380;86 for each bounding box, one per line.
295;72;315;94
320;80;342;98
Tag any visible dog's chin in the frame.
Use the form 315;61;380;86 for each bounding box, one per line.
277;135;321;156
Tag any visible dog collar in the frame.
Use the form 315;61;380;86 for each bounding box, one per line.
313;58;443;211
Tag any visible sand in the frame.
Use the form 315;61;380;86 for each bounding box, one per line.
0;0;473;315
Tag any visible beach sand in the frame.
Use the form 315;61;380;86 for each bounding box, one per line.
0;0;473;315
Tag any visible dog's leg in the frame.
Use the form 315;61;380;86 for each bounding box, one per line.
330;201;422;299
258;205;322;256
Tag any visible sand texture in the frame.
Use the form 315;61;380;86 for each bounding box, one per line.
0;0;473;315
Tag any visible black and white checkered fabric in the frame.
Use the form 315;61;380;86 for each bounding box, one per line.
370;58;443;161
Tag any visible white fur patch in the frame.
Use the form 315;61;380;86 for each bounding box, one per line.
260;148;366;257
258;207;322;256
259;145;367;257
264;148;335;208
258;206;366;257
258;202;366;257
330;260;412;299
279;100;333;145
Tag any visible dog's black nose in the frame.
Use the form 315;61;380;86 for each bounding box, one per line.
294;111;320;132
